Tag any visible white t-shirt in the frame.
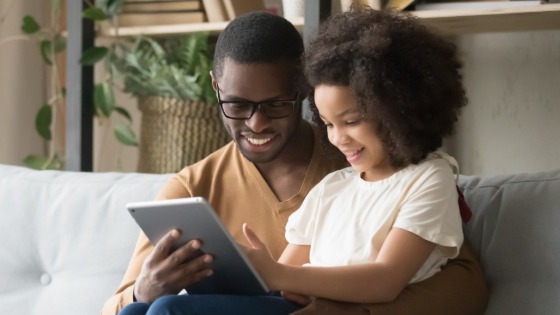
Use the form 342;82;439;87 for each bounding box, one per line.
285;153;463;283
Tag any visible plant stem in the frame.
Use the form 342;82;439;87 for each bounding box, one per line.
0;36;31;48
48;0;61;167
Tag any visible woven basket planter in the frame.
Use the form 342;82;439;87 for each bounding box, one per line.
137;96;230;174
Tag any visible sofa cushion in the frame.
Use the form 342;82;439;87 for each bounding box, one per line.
459;170;560;315
0;164;171;315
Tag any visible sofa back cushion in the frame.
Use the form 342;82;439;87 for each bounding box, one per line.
458;170;560;315
0;164;171;315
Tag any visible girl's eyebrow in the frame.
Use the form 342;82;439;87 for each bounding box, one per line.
320;108;361;120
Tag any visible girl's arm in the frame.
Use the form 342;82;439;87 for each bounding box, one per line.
278;244;310;266
277;244;313;305
243;224;435;304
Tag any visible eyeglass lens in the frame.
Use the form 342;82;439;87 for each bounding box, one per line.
221;101;294;119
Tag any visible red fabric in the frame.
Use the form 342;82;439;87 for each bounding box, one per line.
457;186;472;223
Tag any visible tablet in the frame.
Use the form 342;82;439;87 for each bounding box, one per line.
126;197;270;296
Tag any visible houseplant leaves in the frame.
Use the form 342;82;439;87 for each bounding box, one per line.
21;16;40;34
114;123;138;146
35;104;52;140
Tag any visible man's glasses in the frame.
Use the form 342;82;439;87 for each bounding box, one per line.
216;84;299;120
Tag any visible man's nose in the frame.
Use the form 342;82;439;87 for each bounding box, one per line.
245;108;270;133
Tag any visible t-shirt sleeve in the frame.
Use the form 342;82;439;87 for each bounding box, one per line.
285;180;326;245
155;172;193;201
393;161;463;258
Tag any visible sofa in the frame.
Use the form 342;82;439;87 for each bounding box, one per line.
0;163;558;315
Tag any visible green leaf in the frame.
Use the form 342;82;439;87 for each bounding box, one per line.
79;46;109;65
54;35;67;53
21;16;40;34
97;0;126;17
114;123;138;146
114;106;132;121
23;154;62;170
94;82;115;117
36;104;52;140
83;7;107;21
40;36;68;65
40;40;53;65
23;154;49;170
108;0;126;16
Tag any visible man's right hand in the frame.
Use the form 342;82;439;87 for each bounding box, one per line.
133;229;214;303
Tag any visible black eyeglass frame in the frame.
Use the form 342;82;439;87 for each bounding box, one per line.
216;84;299;120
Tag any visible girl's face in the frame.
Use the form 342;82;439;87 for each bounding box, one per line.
314;85;396;182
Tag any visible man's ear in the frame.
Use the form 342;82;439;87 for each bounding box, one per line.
210;70;218;91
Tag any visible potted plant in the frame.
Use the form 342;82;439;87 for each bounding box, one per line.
6;1;136;170
109;33;230;173
8;1;229;172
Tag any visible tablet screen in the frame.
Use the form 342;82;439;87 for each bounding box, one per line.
127;197;270;295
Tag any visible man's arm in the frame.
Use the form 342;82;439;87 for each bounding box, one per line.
102;175;212;314
291;240;489;315
101;232;152;315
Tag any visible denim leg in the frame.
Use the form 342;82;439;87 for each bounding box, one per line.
146;294;302;315
118;302;151;315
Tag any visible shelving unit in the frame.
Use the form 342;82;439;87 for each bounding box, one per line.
97;3;560;38
414;3;560;35
98;17;304;38
67;0;560;171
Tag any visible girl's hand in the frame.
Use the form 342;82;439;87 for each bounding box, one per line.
281;291;313;306
241;223;282;289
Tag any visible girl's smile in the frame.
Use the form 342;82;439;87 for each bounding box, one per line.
314;85;396;182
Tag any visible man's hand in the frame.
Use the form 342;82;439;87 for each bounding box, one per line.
290;298;369;315
134;229;214;303
282;291;312;306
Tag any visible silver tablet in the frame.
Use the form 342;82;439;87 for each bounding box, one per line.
126;197;270;295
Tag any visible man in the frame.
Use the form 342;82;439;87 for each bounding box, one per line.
103;12;488;315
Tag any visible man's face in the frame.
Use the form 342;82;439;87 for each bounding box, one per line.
212;58;302;164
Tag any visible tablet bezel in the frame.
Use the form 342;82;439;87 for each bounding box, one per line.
126;197;270;296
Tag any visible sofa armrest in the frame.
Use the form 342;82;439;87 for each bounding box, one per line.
458;169;560;315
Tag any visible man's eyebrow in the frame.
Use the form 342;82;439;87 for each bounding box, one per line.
221;93;294;103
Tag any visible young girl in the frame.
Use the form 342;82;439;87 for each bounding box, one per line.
242;5;468;306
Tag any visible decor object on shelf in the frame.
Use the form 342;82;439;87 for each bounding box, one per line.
282;0;304;19
111;33;230;173
222;0;266;20
118;0;206;26
202;0;228;22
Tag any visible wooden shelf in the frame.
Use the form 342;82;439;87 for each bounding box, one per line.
97;4;560;38
413;3;560;35
98;17;304;38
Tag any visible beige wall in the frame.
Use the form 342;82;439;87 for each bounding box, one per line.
446;30;560;175
0;1;48;166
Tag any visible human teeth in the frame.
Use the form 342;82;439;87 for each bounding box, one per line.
247;137;271;145
344;149;362;157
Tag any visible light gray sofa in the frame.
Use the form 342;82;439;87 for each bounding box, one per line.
0;163;558;315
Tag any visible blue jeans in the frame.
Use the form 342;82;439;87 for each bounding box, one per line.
118;293;302;315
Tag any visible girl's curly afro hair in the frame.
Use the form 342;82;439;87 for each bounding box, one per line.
305;6;467;168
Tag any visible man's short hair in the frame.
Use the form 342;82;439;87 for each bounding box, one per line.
212;11;304;78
